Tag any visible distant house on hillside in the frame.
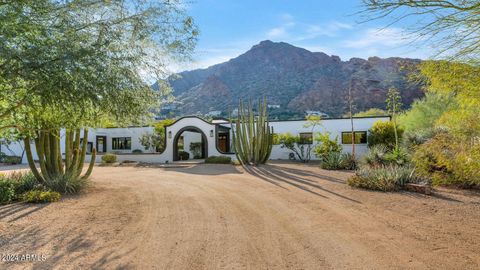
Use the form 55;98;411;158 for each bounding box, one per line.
305;110;329;118
206;110;222;117
267;104;280;109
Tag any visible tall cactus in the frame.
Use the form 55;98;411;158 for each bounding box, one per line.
24;128;97;184
231;98;273;165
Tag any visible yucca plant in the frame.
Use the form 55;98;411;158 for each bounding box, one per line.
23;128;96;191
231;98;273;165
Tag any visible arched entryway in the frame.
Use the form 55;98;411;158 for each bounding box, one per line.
173;126;208;161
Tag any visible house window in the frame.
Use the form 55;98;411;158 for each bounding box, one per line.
112;137;131;150
299;132;313;144
341;131;367;144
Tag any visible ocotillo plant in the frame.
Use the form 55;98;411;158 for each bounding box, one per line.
231;98;273;165
23;128;97;184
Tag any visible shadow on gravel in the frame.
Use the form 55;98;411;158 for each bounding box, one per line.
0;213;136;269
163;164;242;175
0;203;48;222
244;164;361;204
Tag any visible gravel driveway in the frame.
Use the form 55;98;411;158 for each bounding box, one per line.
1;162;479;269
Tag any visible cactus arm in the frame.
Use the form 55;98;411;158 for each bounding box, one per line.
24;137;44;183
81;148;96;180
34;132;50;180
76;129;89;176
65;129;72;170
55;129;64;174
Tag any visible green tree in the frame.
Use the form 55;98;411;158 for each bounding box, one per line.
152;119;176;152
361;0;480;62
419;61;480;139
368;120;404;150
313;132;342;161
0;1;198;185
398;92;458;134
139;133;162;153
278;116;322;163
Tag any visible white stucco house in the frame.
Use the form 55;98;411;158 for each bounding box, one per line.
1;115;389;164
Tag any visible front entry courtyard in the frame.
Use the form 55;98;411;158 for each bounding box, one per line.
1;163;479;269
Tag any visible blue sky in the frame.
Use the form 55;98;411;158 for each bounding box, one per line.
177;0;432;71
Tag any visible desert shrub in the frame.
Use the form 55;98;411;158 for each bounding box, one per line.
384;147;410;166
178;151;189;160
0;178;16;204
132;149;143;153
314;132;342;161
347;165;418;191
412;132;480;187
341;153;357;170
43;174;88;194
363;144;389;167
368;121;404;150
2;156;22;164
22;190;61;203
101;153;117;164
277;132;314;163
0;172;40;203
321;152;357;170
402;130;433;151
362;144;409;167
205;156;231;164
320;152;344;170
9;171;39;195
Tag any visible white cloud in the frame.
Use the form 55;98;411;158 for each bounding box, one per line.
266;14;353;42
267;27;289;39
343;27;413;48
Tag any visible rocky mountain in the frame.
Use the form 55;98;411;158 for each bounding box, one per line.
162;40;424;118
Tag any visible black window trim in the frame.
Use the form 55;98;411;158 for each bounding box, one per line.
112;137;132;150
299;132;313;145
341;131;368;144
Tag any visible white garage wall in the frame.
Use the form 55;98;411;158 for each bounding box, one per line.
268;117;389;160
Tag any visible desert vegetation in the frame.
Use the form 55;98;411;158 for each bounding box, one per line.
348;0;480;191
231;98;273;165
0;0;197;203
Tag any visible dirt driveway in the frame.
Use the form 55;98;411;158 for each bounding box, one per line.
1;162;479;269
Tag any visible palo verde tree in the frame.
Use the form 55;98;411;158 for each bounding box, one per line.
231;98;273;166
360;0;480;63
277;115;321;163
0;0;198;185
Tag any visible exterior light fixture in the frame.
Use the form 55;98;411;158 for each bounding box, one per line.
210;130;214;137
168;131;172;139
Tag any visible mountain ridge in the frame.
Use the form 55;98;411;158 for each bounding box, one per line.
161;40;424;118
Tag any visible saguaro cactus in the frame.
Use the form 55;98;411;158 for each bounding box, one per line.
24;128;97;183
231;98;273;165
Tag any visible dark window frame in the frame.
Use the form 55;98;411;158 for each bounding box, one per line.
341;131;367;144
299;132;313;145
112;137;132;150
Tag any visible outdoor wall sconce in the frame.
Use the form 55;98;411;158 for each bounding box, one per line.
210;130;214;137
168;131;172;139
